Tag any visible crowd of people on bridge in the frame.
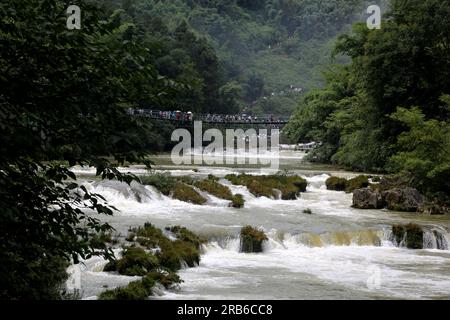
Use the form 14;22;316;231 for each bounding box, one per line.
128;109;194;121
127;108;286;123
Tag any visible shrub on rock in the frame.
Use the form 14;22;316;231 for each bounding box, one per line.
100;223;204;300
159;240;201;270
207;174;219;182
325;177;348;191
392;224;423;249
240;226;268;253
194;179;233;201
377;175;410;192
103;246;159;276
108;223;205;273
98;271;182;300
172;181;207;205
165;226;206;250
226;174;307;200
371;176;381;183
98;279;151;300
140;172;176;195
346;175;369;192
231;194;245;208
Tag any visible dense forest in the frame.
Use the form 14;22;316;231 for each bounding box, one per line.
95;0;388;115
285;0;450;201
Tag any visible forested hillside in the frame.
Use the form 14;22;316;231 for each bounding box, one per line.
96;0;387;115
285;0;450;200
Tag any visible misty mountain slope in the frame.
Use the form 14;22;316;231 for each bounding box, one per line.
101;0;388;115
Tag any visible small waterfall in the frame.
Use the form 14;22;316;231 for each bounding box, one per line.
272;189;282;200
90;180;161;203
204;229;389;253
305;174;330;190
295;230;385;247
192;186;230;207
204;236;241;252
390;224;449;250
223;182;256;202
423;228;449;250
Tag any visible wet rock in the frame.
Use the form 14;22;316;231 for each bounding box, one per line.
382;188;424;212
391;224;423;249
378;175;410;191
325;177;348;191
419;202;450;215
240;226;268;253
352;188;384;209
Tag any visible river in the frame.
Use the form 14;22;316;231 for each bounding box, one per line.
71;151;450;300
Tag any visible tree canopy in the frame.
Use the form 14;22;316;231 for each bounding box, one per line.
286;0;450;198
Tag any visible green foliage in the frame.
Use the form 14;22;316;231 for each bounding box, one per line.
325;177;348;191
100;223;202;299
96;1;241;114
240;226;268;253
140;174;207;204
98;279;151;300
207;174;220;182
194;179;233;200
392;224;423;249
172;181;207;205
371;176;381;183
165;226;206;250
108;247;159;276
89;232;118;249
178;176;195;185
131;223;204;271
225;173;307;199
98;0;376;115
388;106;450;198
0;0;181;299
0;160;118;299
346;175;369;192
231;194;245;208
98;271;182;300
286;0;450;200
140;172;177;195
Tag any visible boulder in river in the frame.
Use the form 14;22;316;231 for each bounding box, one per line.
240;226;268;253
391;224;424;249
325;177;348;191
352;188;384;209
382;188;424;212
346;175;369;192
419;202;450;215
230;194;245;208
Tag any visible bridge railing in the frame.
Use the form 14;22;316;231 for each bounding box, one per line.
127;109;290;124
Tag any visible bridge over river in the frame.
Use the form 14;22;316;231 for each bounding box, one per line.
129;109;290;129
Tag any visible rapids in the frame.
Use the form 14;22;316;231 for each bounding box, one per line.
73;151;450;300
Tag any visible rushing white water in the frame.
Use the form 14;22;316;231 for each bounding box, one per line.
75;163;450;300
